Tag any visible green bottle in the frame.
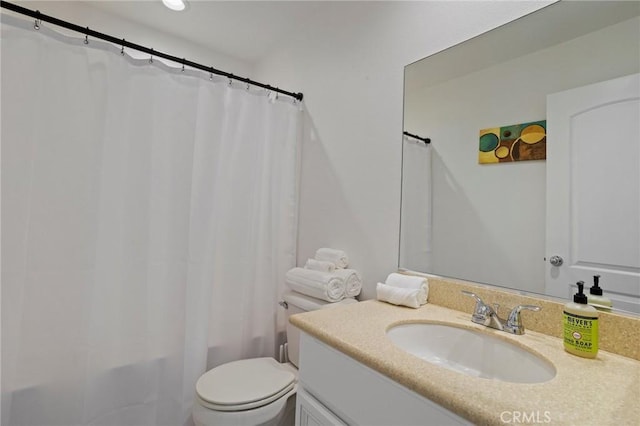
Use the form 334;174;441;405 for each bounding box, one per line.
563;281;599;358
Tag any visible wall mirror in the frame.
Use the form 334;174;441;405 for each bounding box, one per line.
400;0;640;314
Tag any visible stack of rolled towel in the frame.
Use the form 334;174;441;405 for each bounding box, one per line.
285;248;362;302
376;273;429;309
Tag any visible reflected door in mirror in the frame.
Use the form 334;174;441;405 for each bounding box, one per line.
546;73;640;313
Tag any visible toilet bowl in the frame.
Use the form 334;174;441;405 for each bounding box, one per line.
192;291;357;426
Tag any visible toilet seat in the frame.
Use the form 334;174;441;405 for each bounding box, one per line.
196;357;296;412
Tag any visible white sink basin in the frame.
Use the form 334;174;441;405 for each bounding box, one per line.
386;323;556;383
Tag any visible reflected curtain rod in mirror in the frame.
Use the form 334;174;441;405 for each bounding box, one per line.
403;131;431;144
400;0;640;316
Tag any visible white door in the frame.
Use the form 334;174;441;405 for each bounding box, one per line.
546;73;640;313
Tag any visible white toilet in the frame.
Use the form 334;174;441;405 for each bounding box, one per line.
192;291;357;426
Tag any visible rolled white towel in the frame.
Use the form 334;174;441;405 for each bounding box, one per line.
385;273;428;304
376;282;425;309
315;248;349;269
332;269;362;298
304;258;336;273
285;267;345;302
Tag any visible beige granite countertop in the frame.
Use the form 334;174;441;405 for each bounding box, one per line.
290;300;640;425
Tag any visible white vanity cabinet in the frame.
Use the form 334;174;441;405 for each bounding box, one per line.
296;388;347;426
296;333;471;426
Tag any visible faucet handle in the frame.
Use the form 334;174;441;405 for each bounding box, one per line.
461;291;490;322
506;304;541;334
461;290;483;304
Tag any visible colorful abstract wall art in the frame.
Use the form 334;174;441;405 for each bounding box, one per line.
478;120;546;164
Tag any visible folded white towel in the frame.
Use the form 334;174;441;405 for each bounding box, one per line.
332;269;362;298
304;258;336;273
385;273;429;304
315;248;349;269
285;267;345;302
376;282;425;309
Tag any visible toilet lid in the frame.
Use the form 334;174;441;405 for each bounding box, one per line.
196;357;296;411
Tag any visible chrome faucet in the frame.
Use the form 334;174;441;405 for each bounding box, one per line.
461;291;540;335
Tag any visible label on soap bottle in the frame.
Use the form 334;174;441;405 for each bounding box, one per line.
563;311;599;355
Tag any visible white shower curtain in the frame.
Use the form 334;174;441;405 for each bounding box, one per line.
1;15;300;426
399;136;432;272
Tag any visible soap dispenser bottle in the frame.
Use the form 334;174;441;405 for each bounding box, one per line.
563;281;599;358
588;275;613;312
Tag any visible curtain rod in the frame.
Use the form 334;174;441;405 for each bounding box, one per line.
403;131;430;144
0;1;304;102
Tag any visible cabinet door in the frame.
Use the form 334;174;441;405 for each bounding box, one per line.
296;388;347;426
299;333;470;426
546;73;640;313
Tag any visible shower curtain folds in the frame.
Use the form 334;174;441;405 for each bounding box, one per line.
1;15;300;426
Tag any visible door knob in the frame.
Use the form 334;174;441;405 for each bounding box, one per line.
549;255;563;267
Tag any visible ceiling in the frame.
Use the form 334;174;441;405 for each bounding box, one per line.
87;0;331;65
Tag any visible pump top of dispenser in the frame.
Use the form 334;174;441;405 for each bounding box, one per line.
587;274;613;311
574;281;588;304
590;275;603;296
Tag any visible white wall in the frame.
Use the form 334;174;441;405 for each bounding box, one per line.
254;1;550;299
403;17;640;294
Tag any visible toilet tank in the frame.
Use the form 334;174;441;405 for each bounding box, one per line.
282;292;357;367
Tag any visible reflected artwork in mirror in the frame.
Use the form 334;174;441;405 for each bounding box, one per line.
400;0;640;315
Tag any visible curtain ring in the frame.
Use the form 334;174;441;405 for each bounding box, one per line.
84;27;89;44
149;48;154;64
34;11;41;30
120;39;125;56
228;77;232;86
209;73;213;81
246;83;250;90
181;59;185;73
